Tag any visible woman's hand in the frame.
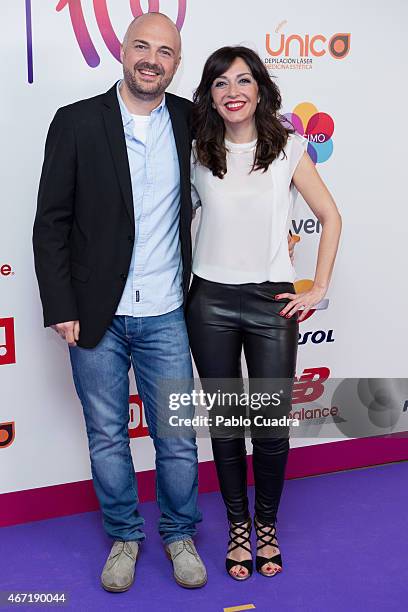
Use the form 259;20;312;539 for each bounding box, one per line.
274;285;327;322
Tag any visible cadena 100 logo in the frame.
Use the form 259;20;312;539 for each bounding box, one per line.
282;102;334;164
25;0;187;83
264;22;350;70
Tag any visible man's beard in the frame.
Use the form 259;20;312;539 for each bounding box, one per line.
123;62;173;100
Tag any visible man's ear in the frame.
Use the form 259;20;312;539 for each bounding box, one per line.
120;45;125;64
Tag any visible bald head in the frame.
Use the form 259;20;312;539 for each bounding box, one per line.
120;12;182;104
122;12;181;55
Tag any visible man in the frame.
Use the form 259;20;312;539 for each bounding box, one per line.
33;12;206;592
33;11;298;593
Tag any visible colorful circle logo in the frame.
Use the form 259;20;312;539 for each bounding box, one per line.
282;102;334;164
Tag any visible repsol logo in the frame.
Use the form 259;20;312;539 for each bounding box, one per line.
292;218;321;234
299;330;335;345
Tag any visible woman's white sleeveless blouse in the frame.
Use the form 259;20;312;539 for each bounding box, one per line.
191;133;308;284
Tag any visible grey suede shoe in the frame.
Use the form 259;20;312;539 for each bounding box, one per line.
165;539;207;588
101;540;139;592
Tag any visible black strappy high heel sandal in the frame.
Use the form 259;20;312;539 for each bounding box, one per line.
254;516;283;577
225;518;253;581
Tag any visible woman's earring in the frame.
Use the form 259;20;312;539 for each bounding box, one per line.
257;97;261;104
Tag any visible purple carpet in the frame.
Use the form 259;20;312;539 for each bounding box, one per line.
1;462;407;611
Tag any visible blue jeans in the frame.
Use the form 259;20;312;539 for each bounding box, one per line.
69;306;202;544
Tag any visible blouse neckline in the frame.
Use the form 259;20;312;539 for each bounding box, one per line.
225;138;257;153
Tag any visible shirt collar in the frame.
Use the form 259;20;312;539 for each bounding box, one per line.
116;79;166;127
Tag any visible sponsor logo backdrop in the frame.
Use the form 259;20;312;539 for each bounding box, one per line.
1;0;407;495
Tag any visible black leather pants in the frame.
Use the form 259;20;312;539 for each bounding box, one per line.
186;275;298;524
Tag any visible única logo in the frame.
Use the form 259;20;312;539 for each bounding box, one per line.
0;422;15;449
25;0;187;83
0;318;16;366
265;22;350;70
282;102;334;164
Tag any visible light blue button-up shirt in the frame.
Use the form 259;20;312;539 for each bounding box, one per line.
115;81;184;317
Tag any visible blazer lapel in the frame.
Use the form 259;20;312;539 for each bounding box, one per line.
101;84;134;226
166;93;190;197
166;94;193;282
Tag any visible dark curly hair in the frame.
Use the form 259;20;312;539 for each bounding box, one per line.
192;46;292;179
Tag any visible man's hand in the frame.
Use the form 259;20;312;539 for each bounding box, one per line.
51;321;80;347
288;233;300;263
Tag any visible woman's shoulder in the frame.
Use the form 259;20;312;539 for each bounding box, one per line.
284;131;309;151
276;132;308;170
279;131;309;180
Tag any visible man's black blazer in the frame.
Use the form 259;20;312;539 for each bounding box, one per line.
33;83;193;348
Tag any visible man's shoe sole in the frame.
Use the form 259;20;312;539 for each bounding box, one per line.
101;577;134;593
165;549;208;589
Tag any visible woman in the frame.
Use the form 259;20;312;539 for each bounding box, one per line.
186;46;342;580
